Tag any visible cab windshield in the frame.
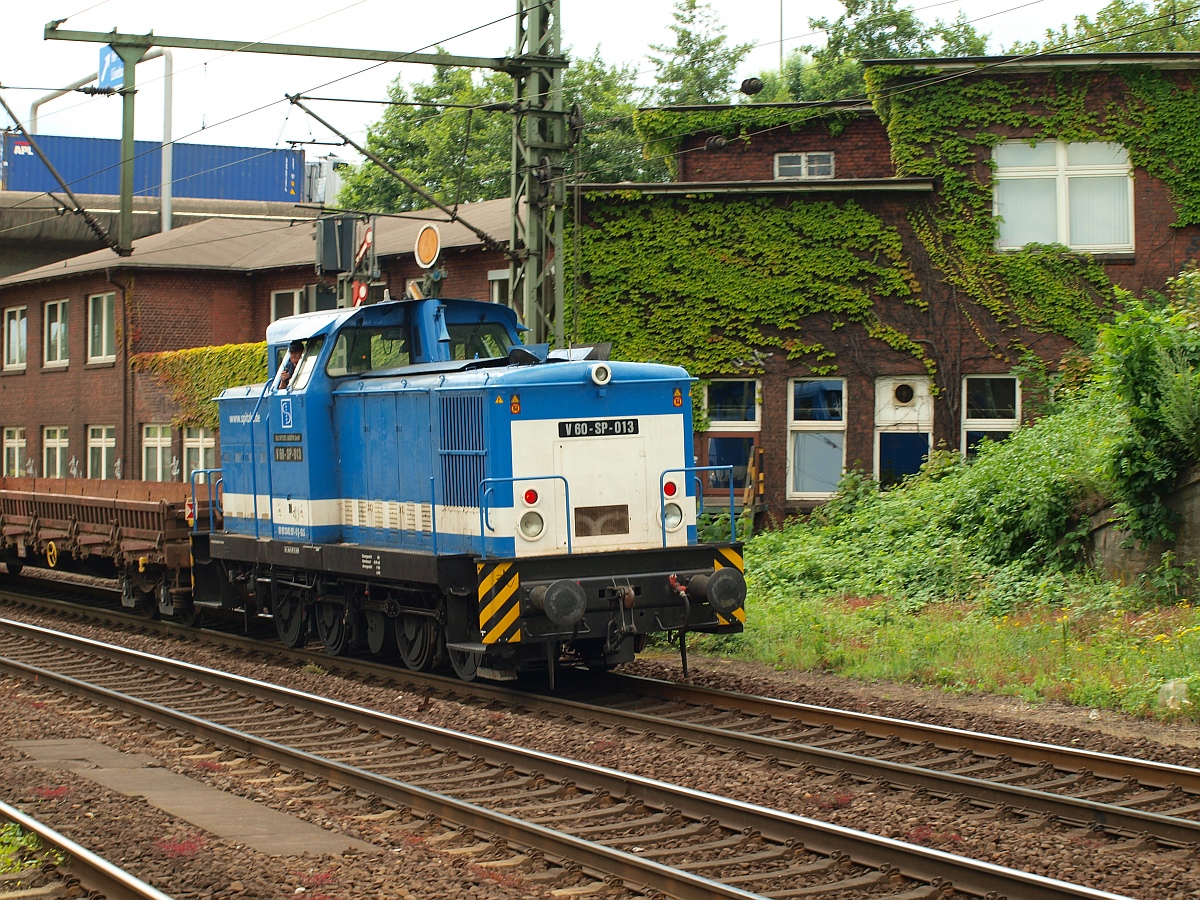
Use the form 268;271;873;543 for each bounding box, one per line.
448;322;516;360
326;326;412;376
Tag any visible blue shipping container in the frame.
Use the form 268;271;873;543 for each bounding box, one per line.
0;133;303;202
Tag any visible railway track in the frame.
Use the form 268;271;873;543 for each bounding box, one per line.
17;584;1191;846
0;798;174;900
0;615;1137;900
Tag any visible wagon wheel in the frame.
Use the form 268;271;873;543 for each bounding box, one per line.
3;562;21;577
395;614;435;671
176;600;204;629
139;590;160;621
272;588;307;648
315;600;351;656
363;610;393;657
447;646;482;682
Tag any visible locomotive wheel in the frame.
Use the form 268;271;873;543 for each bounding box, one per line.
363;610;393;657
3;563;21;577
315;601;351;656
273;590;307;648
395;615;434;671
447;647;481;682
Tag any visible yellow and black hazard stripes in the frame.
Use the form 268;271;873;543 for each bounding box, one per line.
477;560;522;644
714;546;744;573
714;546;747;625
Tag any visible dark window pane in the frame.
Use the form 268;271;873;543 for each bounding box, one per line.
793;380;843;421
966;377;1017;419
706;437;754;490
708;381;756;422
879;432;929;488
966;430;1013;457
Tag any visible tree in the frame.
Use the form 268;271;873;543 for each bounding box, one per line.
1007;0;1200;53
647;0;754;105
339;51;662;213
562;51;670;184
338;62;511;213
786;0;988;101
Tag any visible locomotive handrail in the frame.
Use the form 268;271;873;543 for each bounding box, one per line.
477;475;571;560
659;466;735;547
246;378;273;539
190;469;224;535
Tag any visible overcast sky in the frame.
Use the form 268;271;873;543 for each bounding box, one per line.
0;0;1109;154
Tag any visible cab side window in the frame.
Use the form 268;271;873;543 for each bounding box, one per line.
290;337;324;391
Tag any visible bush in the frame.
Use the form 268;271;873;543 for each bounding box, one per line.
1096;282;1200;542
747;388;1122;614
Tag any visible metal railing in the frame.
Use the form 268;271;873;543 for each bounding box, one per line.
190;468;223;535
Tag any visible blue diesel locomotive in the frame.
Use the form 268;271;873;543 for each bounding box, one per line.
188;295;744;680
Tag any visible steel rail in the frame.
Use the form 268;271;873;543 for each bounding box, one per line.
0;799;175;900
473;685;1200;846
0;619;1135;900
602;673;1200;793
6;593;1197;842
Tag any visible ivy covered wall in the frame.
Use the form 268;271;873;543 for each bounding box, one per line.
590;62;1200;515
865;63;1200;349
132;343;267;431
567;193;927;376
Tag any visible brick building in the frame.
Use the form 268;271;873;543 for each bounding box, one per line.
0;198;509;483
573;53;1200;522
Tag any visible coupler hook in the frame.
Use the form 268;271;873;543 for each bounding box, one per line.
667;574;691;678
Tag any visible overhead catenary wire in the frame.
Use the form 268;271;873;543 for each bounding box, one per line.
0;3;549;240
4;0;1195;259
301;0;1190;202
11;0;1187;257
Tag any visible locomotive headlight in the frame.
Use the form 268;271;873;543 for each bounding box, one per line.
519;511;545;539
662;502;684;531
589;363;612;386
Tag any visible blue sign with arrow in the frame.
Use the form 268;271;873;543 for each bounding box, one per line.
99;45;124;90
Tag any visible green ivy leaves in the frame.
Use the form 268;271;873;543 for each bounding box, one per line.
567;194;923;374
132;343;267;431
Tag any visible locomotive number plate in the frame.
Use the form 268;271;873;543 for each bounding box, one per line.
558;418;639;438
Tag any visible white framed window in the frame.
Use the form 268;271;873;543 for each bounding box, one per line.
183;427;216;481
272;289;302;321
3;427;26;476
700;380;761;496
488;269;509;305
87;425;117;480
787;378;845;499
704;380;760;431
775;151;835;180
44;299;69;366
43;427;69;479
88;292;116;362
4;306;27;370
143;424;173;482
994;141;1133;251
962;375;1020;457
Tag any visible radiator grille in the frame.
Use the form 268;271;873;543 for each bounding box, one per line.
439;394;487;507
575;504;630;537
